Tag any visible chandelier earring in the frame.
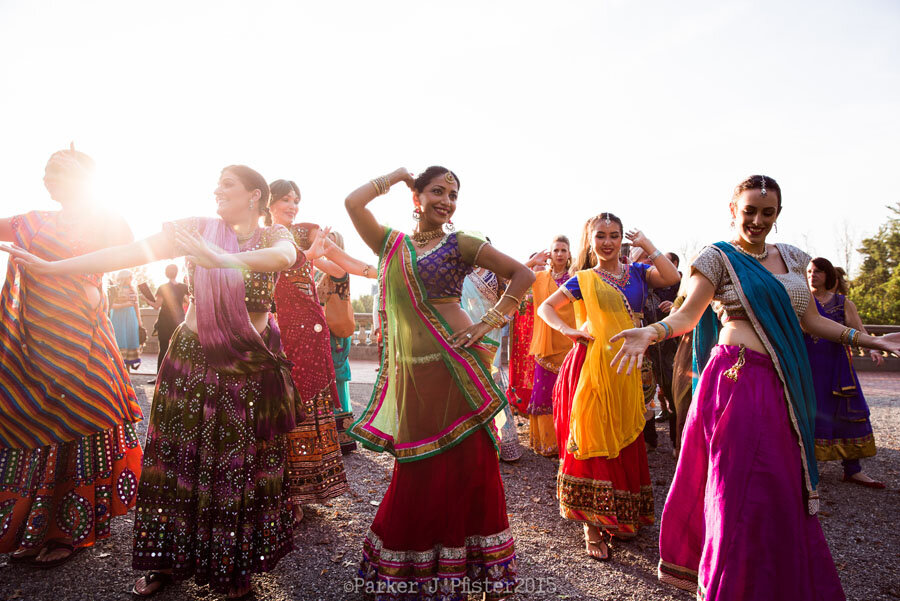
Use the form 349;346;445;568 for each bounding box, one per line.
774;222;778;233
412;206;422;221
443;219;455;233
729;218;735;229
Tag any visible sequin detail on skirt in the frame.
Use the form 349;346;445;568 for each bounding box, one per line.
132;326;294;594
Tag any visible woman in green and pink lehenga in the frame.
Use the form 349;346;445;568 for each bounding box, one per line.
345;166;534;599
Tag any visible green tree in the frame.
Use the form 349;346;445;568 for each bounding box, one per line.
352;294;374;314
849;203;900;324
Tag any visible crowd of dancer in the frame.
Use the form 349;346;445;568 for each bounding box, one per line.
1;146;898;601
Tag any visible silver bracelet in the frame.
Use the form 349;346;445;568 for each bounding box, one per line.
647;249;662;261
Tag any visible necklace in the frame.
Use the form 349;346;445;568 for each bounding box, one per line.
551;269;568;281
236;228;258;243
411;228;444;248
731;241;768;261
594;264;630;288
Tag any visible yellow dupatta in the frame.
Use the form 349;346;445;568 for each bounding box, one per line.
566;270;645;459
529;270;576;363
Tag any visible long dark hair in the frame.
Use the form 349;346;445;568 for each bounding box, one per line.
222;165;270;225
810;257;838;291
732;174;782;212
570;212;623;275
267;179;300;226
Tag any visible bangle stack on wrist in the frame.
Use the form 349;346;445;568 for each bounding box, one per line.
480;307;507;329
647;249;662;261
649;321;671;343
370;175;391;196
500;293;521;309
839;327;862;347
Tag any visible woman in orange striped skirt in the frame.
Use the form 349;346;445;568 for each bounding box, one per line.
0;147;144;567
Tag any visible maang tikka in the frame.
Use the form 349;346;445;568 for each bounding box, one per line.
760;176;767;196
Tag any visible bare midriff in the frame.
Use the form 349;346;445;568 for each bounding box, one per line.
718;319;769;356
435;304;474;333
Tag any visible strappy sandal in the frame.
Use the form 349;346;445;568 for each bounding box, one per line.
131;572;174;597
30;540;82;569
583;525;610;561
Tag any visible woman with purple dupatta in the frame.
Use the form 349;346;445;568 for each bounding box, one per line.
4;165;316;599
610;175;900;600
805;257;884;488
344;166;534;600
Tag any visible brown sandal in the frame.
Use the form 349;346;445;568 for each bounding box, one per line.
29;540;82;569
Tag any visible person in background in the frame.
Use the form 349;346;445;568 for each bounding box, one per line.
267;178;376;523
0;145;143;568
805;257;885;488
314;230;365;454
109;269;144;370
506;252;544;416
150;263;188;377
527;236;575;457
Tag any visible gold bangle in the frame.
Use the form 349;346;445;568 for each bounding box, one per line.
650;323;666;342
370;179;383;195
839;327;850;345
851;330;861;347
500;293;521;307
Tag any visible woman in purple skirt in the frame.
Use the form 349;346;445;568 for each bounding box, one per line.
610;175;900;600
805;256;884;488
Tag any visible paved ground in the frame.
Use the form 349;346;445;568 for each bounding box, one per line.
1;363;898;600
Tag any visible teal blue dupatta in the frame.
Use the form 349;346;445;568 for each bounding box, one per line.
693;241;819;513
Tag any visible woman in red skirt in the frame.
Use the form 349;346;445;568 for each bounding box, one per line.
537;213;679;560
345;166;534;599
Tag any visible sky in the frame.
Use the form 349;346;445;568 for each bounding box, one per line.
1;0;898;295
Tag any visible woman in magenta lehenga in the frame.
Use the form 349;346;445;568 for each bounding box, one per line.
6;165;310;598
345;166;535;599
538;214;679;560
611;175;900;600
805;257;885;488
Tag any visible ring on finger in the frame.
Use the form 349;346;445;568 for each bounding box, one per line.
465;333;473;339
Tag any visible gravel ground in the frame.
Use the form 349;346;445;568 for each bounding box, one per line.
1;371;898;601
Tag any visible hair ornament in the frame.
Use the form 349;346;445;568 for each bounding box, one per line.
444;172;456;184
603;212;611;227
760;175;767;196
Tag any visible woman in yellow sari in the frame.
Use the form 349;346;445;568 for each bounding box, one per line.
538;213;679;561
527;235;575;456
345;166;534;599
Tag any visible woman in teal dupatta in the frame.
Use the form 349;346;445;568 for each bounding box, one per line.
344;166;534;600
610;175;900;601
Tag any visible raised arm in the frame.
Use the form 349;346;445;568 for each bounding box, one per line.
345;168;414;253
322;239;377;278
627;229;679;288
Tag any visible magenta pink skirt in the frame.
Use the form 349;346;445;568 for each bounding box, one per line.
658;345;845;600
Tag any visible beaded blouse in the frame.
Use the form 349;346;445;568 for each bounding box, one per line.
278;223;318;299
415;232;489;300
162;217;295;312
692;243;812;324
561;262;650;313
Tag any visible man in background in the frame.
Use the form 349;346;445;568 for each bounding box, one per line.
149;264;188;382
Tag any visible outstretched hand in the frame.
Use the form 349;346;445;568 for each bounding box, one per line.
0;243;57;275
176;230;227;269
878;332;900;358
608;326;657;374
305;226;332;262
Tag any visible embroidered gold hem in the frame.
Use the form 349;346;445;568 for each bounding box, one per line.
814;435;876;461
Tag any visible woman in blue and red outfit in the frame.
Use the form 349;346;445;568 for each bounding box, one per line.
805;256;884;488
538;213;679;560
345;166;534;599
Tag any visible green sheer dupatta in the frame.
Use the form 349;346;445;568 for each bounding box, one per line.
349;229;507;462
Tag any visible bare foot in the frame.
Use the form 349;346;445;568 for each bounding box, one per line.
10;547;40;561
133;572;173;596
849;472;877;483
583;525;609;560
